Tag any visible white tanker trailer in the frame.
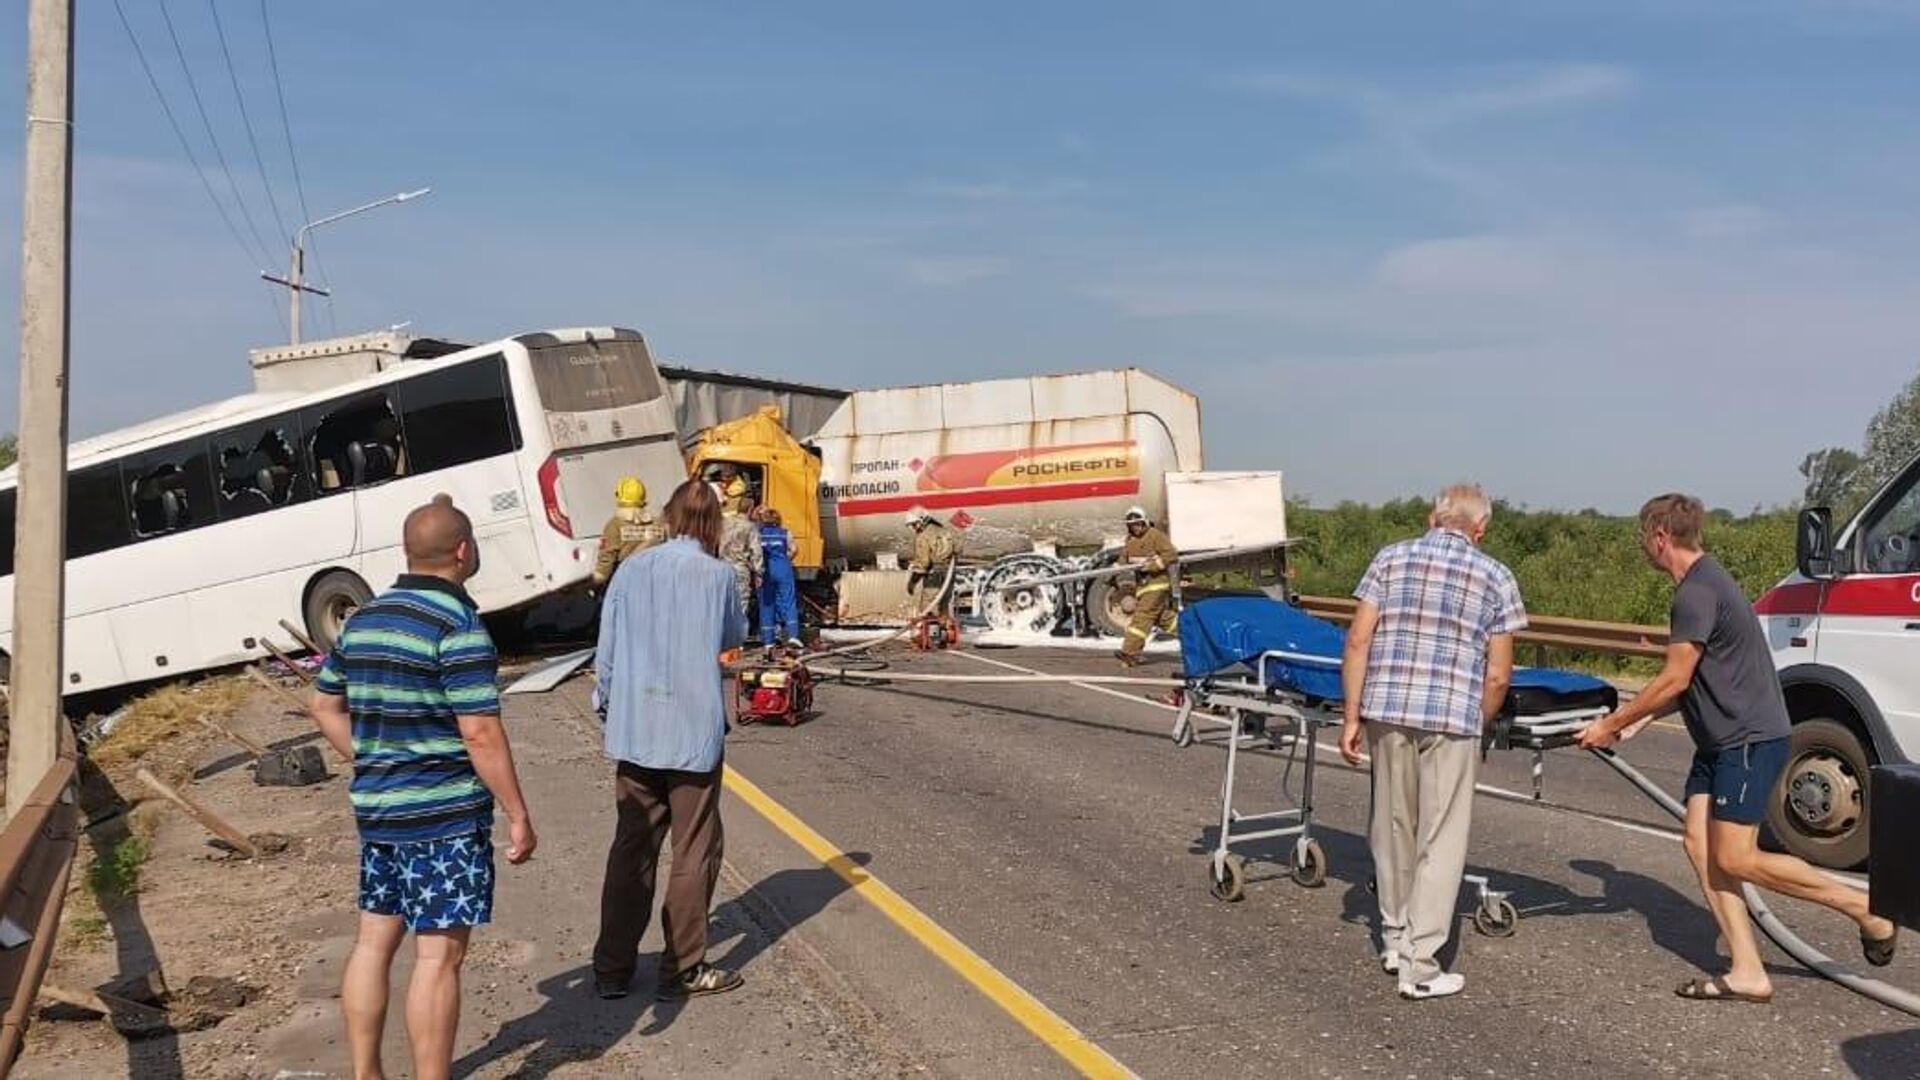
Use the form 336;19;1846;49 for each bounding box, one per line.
688;369;1289;636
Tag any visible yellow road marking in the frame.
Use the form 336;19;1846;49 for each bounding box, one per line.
722;766;1137;1079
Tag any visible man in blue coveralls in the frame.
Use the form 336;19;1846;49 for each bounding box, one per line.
756;507;803;650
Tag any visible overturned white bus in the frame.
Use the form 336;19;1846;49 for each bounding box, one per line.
0;327;682;695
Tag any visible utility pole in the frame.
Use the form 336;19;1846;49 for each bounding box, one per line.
8;0;74;819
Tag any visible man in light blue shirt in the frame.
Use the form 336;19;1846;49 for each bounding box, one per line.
592;481;747;1002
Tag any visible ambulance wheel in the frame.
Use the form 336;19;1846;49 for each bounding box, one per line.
1769;717;1873;870
1290;839;1327;888
304;570;372;654
1208;856;1245;902
1474;898;1518;938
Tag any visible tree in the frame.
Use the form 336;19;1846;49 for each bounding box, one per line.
1858;366;1920;497
1799;446;1862;510
0;434;14;471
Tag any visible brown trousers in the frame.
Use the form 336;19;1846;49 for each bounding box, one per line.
592;762;725;980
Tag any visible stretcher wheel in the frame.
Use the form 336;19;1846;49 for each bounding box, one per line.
1173;720;1195;748
1473;898;1518;938
1290;839;1327;889
1208;856;1245;902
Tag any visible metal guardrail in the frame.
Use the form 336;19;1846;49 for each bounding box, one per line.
1297;595;1670;659
0;728;80;1077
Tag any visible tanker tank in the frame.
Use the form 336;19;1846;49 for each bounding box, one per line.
807;369;1204;568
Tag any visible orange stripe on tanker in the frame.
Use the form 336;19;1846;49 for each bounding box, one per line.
914;440;1138;492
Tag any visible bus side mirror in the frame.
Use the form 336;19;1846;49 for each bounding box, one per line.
1797;507;1837;582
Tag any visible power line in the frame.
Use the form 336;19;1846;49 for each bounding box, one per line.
258;0;337;334
109;0;273;287
206;0;290;246
153;0;277;265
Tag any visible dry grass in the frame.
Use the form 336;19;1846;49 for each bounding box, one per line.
89;675;255;769
58;888;110;951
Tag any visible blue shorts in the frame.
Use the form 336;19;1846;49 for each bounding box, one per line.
359;829;495;932
1684;737;1789;825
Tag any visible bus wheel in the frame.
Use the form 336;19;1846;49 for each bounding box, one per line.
1768;717;1873;870
305;571;373;655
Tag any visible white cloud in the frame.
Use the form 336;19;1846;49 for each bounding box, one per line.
905;256;1011;286
1373;235;1559;296
1226;64;1637;210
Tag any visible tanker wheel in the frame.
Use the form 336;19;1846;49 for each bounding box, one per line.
1084;576;1131;639
977;555;1069;636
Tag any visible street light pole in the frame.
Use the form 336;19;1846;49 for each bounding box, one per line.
9;0;74;817
261;186;430;345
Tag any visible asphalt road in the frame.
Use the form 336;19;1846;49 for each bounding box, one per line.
237;641;1919;1078
706;645;1917;1079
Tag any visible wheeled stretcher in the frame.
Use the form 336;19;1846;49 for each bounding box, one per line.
1170;597;1617;932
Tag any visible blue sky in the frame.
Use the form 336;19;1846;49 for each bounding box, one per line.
4;1;1920;511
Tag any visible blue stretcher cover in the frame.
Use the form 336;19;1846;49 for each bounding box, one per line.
1175;596;1615;712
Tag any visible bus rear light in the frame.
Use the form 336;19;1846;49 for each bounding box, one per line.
537;456;573;537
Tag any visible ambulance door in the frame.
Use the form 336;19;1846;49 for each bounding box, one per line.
1826;462;1920;759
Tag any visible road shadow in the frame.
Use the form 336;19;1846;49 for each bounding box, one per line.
646;855;868;1036
1841;1029;1920;1078
451;857;863;1076
193;726;335;782
77;764;184;1079
1189;819;1809;981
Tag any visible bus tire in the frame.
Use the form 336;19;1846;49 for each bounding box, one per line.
1768;716;1873;870
305;571;373;655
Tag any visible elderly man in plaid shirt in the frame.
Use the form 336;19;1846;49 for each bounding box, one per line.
1338;484;1526;1000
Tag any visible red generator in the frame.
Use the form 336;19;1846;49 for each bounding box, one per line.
735;659;815;726
911;614;960;651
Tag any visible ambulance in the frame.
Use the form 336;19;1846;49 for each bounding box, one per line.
1759;449;1920;868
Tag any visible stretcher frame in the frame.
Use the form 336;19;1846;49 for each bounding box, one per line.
1170;648;1340;902
1171;647;1612;934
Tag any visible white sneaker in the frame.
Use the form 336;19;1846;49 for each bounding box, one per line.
1398;972;1465;1000
1380;951;1401;976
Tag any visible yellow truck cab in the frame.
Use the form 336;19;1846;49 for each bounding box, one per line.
686;405;825;570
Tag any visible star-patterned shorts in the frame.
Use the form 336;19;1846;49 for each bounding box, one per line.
358;829;495;932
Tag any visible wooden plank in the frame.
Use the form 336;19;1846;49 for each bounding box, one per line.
245;664;311;715
37;984;171;1029
243;666;350;764
134;768;258;859
258;637;313;684
277;619;322;657
194;714;267;759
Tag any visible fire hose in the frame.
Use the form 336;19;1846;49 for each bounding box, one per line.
1591;747;1920;1018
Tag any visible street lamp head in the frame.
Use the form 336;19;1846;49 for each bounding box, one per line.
395;187;431;202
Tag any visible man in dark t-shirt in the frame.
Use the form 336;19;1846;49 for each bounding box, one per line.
1580;493;1896;1004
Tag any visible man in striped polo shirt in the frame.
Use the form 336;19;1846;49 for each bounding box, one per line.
311;495;536;1080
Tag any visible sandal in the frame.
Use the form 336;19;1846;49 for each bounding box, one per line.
1675;976;1772;1004
1862;927;1899;968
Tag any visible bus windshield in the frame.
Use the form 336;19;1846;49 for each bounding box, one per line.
527;338;663;413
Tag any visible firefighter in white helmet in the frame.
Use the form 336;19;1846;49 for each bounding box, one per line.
1115;506;1178;667
905;507;958;613
592;476;667;588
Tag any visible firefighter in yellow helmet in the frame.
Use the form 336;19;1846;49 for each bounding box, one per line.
905;507;958;613
717;475;764;623
1115;506;1178;667
592;477;667;588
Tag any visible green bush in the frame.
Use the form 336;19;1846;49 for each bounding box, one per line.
1288;500;1797;626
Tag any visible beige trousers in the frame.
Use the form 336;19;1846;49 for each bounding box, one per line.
1367;722;1479;985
